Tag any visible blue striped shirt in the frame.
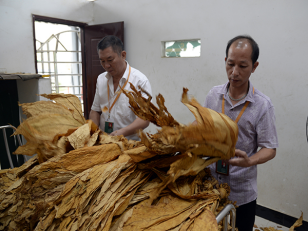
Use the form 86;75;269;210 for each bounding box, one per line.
203;81;278;206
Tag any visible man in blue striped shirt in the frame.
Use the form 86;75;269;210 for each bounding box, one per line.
203;35;278;231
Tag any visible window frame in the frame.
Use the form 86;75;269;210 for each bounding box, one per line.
161;39;201;58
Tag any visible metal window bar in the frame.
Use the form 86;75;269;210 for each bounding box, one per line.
40;40;45;74
216;204;236;231
0;125;26;169
54;36;59;95
37;61;82;64
37;50;81;52
47;42;51;78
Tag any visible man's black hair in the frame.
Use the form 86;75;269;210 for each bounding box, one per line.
97;35;124;55
226;35;259;64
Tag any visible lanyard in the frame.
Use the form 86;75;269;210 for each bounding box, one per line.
107;65;131;117
222;87;254;123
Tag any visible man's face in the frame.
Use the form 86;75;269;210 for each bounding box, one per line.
225;41;259;89
99;46;126;78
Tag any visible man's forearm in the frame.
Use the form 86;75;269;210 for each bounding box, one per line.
228;148;276;167
250;148;276;165
89;110;101;127
111;117;149;137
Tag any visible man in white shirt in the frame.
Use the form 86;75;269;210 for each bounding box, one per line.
89;35;152;140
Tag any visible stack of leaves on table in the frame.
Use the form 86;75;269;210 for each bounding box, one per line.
0;86;239;231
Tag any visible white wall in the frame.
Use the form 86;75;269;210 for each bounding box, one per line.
91;0;308;220
0;0;94;74
1;0;307;222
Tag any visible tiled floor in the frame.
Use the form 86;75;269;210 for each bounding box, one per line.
254;216;289;231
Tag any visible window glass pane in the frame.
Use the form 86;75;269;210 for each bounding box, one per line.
37;65;42;73
37;52;42;62
56;63;73;74
58;76;72;86
57;86;83;95
43;63;49;72
43;52;48;62
36;41;41;49
48;39;56;51
55;52;81;62
42;43;49;52
164;39;201;58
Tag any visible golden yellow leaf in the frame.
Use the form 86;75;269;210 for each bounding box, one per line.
19;101;73;118
1;88;243;231
40;93;85;125
289;212;303;231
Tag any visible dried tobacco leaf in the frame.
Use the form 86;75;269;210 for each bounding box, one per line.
124;86;238;160
185;208;218;231
13;113;82;163
118;193;218;231
261;226;282;231
0;143;123;231
36;155;151;231
40;93;85;125
167;154;219;182
1;88;243;231
67;122;91;149
257;212;303;231
289;212;303;231
123;145;156;162
19;101;73;119
121;83;179;127
87;129;100;147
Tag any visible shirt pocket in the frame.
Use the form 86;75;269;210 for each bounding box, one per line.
117;94;134;121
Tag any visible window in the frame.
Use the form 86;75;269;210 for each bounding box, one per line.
35;21;83;111
163;39;201;58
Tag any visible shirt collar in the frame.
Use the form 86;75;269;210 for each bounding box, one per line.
105;61;129;83
246;81;255;103
219;80;255;103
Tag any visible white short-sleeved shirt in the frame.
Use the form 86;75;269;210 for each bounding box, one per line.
91;62;152;140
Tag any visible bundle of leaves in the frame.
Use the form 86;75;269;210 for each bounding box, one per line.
0;87;239;231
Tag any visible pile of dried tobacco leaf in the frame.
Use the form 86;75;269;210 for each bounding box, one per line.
0;86;239;231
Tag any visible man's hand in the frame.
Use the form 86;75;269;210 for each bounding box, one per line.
228;149;254;167
110;118;149;137
228;148;276;167
110;128;125;136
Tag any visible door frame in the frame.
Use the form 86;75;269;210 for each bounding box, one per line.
32;15;124;120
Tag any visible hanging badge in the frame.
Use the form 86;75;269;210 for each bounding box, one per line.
104;118;114;134
216;160;229;176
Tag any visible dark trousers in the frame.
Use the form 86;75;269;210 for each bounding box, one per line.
235;199;257;231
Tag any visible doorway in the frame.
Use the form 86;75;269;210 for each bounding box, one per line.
35;21;84;112
32;15;124;119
